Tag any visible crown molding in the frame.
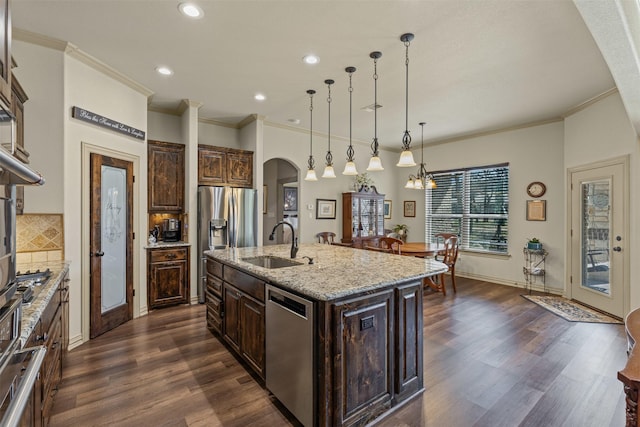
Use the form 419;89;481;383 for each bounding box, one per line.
14;27;154;98
561;87;618;118
13;28;68;51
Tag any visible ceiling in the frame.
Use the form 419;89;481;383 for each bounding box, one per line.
11;1;620;150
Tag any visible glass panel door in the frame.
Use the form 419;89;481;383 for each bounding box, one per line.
101;164;127;313
581;180;610;295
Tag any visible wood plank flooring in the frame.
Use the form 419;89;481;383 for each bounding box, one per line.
49;277;627;426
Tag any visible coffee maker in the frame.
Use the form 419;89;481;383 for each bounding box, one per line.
162;218;181;242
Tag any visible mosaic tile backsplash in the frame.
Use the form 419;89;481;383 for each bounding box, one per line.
16;214;64;263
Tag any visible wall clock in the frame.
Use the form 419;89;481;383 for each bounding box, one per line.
526;181;546;198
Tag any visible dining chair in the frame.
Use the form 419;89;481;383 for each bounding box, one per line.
366;237;404;254
435;235;459;295
316;232;336;244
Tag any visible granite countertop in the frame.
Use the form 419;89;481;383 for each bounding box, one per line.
18;260;70;348
144;241;191;249
205;243;448;301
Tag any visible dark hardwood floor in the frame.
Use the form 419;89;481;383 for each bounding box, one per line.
49;277;627;426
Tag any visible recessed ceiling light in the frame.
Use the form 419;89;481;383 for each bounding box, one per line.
254;93;266;101
155;66;173;76
178;2;204;18
303;55;320;65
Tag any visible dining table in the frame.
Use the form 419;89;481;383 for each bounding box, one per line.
400;242;447;293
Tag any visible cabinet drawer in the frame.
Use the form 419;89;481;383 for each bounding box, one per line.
150;248;187;263
205;290;222;315
207;308;222;334
206;274;223;297
224;267;264;302
206;258;223;278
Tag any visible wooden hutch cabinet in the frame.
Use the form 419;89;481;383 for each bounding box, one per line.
198;144;253;188
148;140;185;213
342;187;386;248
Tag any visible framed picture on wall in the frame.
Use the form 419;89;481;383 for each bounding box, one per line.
404;200;416;217
283;187;297;211
526;199;546;221
383;200;392;219
316;199;336;219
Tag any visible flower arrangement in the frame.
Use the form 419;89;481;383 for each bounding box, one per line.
354;173;374;191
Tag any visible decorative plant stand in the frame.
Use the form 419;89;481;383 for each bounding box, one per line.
523;247;548;294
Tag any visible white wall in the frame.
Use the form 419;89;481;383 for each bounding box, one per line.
148;111;182;144
564;92;640;309
64;53;149;345
403;121;566;292
12;40;64;213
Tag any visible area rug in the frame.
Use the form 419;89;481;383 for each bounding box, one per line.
522;295;622;324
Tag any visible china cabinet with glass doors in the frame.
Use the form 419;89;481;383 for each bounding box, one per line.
342;187;385;248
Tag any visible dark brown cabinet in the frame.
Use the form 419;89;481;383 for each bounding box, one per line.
11;74;28;163
25;281;65;426
147;246;190;309
342;187;386;248
206;257;265;379
148;140;185;212
331;290;393;426
198;145;253;188
0;0;10;107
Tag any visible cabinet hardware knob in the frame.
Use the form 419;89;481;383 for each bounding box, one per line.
613;246;622;252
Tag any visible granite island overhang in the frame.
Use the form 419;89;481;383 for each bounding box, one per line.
204;243;447;427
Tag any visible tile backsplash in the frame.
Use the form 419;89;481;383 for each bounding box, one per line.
16;214;64;263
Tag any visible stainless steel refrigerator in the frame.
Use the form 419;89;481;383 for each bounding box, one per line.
197;186;257;303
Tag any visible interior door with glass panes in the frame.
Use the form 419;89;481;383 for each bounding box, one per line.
569;160;627;318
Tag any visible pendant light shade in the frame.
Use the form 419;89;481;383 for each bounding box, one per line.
343;66;359;176
322;79;336;178
397;33;417;167
304;89;318;181
367;51;384;172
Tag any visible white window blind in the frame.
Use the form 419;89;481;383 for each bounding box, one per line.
425;164;509;254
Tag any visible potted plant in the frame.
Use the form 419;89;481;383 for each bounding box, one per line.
527;237;542;250
393;224;409;242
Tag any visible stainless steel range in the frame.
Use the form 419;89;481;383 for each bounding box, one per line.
15;269;51;306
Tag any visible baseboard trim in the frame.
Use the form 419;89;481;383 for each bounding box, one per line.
456;271;563;295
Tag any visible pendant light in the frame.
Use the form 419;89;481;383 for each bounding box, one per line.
343;66;358;176
405;122;437;189
367;51;384;171
397;33;416;167
322;79;336;178
304;89;318;181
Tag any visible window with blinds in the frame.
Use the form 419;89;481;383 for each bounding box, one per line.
425;164;509;254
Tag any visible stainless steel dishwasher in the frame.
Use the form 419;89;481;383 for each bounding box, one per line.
265;285;314;427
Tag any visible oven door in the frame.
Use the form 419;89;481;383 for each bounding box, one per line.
0;345;46;427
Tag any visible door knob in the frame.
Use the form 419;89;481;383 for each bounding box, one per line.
94;251;105;257
613;247;622;252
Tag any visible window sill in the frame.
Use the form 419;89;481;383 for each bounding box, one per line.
460;249;511;259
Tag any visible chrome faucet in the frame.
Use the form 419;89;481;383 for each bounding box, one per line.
268;221;298;258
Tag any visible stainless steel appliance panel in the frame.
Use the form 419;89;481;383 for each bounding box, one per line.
197;186;257;303
266;285;314;427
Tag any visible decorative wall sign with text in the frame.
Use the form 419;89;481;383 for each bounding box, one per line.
72;106;145;141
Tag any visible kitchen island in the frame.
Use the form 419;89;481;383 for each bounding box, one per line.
205;243;447;427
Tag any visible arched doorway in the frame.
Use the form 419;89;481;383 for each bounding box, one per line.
263;158;299;245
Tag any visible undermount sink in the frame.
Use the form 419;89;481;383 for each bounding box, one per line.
241;255;303;269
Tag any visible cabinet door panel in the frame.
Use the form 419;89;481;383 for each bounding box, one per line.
395;282;423;401
198;146;226;185
223;284;241;352
241;296;265;378
226;151;253;187
148;141;185;212
333;291;393;425
148;260;188;308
